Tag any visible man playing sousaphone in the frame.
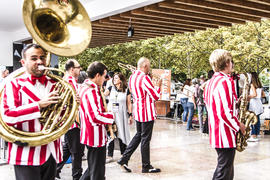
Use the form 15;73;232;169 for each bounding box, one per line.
1;44;62;180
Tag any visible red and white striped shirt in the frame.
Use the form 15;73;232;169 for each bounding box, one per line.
204;72;240;148
129;70;160;122
1;72;62;165
64;74;79;129
79;79;114;147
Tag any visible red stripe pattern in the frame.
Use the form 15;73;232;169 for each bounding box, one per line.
64;75;79;129
204;72;240;148
129;70;160;122
1;72;62;165
78;79;114;147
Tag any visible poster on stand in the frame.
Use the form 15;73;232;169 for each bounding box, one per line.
151;69;171;101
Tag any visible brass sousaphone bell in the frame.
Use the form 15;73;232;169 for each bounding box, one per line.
23;0;92;57
0;0;92;146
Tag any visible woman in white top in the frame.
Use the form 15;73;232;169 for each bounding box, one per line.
104;73;133;161
181;79;197;130
186;79;197;130
180;79;191;123
248;72;265;142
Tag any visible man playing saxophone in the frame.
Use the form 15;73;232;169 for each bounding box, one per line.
1;44;61;180
204;49;245;180
78;62;114;180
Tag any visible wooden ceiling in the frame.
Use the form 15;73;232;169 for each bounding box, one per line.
89;0;270;48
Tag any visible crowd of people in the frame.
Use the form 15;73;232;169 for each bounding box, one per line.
0;45;162;180
0;45;268;180
177;68;266;143
177;71;214;134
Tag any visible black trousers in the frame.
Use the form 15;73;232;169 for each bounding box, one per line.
80;146;106;180
213;148;236;180
120;121;154;168
57;128;84;180
14;155;56;180
107;138;127;157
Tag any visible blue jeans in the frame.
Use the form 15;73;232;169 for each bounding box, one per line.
187;102;194;130
251;115;261;135
180;98;188;122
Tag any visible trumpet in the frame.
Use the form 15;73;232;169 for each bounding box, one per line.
118;62;162;79
118;62;169;88
118;62;136;72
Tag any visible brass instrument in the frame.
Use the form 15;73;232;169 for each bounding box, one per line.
117;62;162;79
118;62;136;72
236;73;258;152
99;87;116;140
118;62;167;87
23;0;92;57
0;0;91;146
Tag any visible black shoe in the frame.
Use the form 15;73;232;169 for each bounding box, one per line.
55;173;61;180
120;164;132;173
117;158;131;172
117;158;128;166
142;165;161;173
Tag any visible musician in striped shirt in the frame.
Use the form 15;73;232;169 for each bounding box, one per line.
204;49;245;180
79;62;114;180
1;44;62;180
56;59;84;180
117;57;162;173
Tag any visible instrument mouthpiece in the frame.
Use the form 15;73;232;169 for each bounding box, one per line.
38;66;45;70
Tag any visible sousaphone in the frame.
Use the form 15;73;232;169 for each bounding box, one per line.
0;0;92;146
23;0;92;56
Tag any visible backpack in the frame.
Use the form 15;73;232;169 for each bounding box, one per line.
197;88;204;104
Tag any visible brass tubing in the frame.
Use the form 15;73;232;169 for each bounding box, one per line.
43;87;71;134
0;70;79;146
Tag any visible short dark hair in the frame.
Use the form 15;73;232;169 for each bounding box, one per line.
108;71;114;78
21;44;46;59
65;59;76;71
77;71;88;84
87;61;107;79
184;79;191;86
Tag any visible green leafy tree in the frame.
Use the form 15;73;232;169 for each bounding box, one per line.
59;19;270;82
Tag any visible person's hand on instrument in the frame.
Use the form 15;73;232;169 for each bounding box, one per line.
38;91;60;108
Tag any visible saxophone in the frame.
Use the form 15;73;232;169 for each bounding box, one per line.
236;73;258;152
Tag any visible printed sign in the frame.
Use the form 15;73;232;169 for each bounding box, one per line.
151;69;171;101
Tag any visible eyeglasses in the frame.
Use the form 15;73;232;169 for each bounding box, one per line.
74;66;81;69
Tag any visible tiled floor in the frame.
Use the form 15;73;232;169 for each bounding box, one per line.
1;119;270;180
